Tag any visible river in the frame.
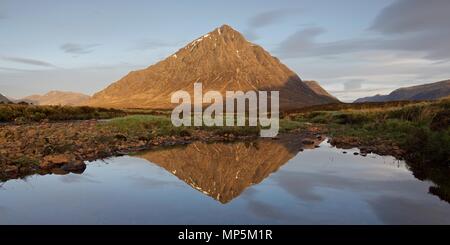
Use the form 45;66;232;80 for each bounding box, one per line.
1;136;449;224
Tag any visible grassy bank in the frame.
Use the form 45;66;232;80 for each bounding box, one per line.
290;98;450;166
0;104;126;123
102;114;306;139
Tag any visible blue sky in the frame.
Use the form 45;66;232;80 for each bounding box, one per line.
1;0;449;101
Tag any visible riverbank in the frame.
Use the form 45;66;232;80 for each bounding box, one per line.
290;97;450;167
1;98;448;182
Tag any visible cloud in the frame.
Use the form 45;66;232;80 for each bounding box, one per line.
368;196;450;224
60;43;100;54
277;0;450;60
132;39;180;51
2;56;55;67
245;8;301;41
277;27;379;58
369;0;450;60
247;200;290;220
0;66;37;72
370;0;450;34
248;9;300;29
343;79;363;91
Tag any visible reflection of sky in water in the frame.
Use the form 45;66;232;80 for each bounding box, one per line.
0;141;449;224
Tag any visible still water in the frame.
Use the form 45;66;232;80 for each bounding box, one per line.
1;136;449;224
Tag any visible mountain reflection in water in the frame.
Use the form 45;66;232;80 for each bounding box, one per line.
1;134;449;224
136;134;324;203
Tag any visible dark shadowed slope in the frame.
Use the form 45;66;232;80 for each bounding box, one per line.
0;93;10;103
304;80;338;101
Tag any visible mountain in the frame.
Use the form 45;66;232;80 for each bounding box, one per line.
303;80;338;100
354;79;450;103
0;93;11;103
23;91;91;106
88;25;338;110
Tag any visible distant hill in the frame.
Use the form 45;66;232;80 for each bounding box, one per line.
303;80;338;101
23;91;91;106
354;79;450;103
0;93;11;103
88;24;338;110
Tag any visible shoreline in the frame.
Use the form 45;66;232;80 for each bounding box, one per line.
0;118;413;182
0;119;324;181
2;115;446;185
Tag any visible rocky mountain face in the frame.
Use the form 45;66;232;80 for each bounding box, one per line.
0;93;10;103
88;25;338;110
23;91;90;106
354;79;450;103
303;80;338;100
137;135;324;203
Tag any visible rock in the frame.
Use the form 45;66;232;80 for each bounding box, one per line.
61;161;86;172
51;168;68;175
5;165;19;176
138;136;150;142
353;152;359;155
342;151;347;154
179;131;191;137
39;162;52;170
302;139;314;145
40;154;71;169
44;154;71;164
114;134;127;141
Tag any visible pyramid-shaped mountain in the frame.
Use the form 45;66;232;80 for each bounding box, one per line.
88;25;338;110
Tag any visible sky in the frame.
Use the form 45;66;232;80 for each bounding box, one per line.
1;0;450;102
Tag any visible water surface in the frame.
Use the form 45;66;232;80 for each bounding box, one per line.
1;136;449;224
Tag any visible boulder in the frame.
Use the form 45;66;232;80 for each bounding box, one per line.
4;165;19;176
40;154;71;169
301;139;314;145
61;161;86;173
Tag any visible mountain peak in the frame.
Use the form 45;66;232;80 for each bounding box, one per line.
88;25;338;110
177;24;247;55
216;24;239;34
216;24;246;39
